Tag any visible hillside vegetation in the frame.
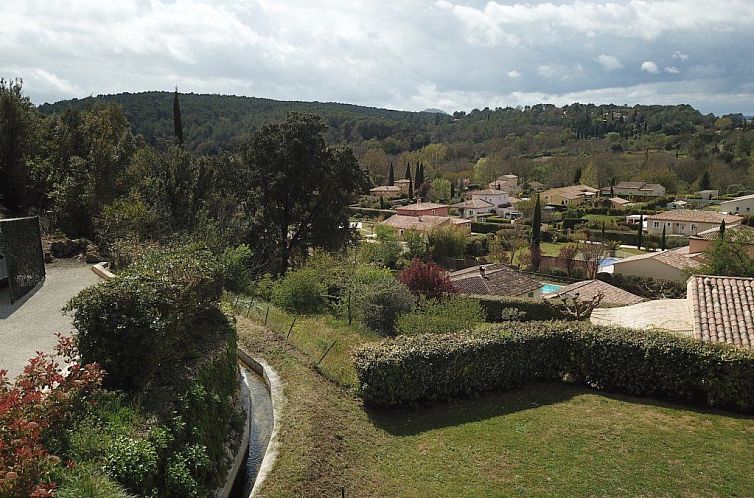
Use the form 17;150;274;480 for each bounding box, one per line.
40;92;754;194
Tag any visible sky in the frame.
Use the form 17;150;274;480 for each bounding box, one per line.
2;0;753;115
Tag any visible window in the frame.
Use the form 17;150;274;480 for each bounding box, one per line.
431;209;436;215
653;222;659;228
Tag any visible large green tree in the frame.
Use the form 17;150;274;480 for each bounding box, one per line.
530;194;542;271
243;113;368;274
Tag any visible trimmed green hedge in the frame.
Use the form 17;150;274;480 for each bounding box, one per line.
354;322;754;412
472;295;568;322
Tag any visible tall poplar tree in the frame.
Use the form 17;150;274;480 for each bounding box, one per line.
637;214;644;250
173;88;184;146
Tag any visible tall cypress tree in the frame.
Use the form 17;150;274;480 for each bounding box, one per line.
637;214;644;250
388;162;394;186
404;162;411;180
415;163;421;189
173;88;184;146
450;180;455;199
719;219;726;239
408;177;414;200
531;194;542;271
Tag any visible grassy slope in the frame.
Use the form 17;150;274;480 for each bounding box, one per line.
237;310;754;497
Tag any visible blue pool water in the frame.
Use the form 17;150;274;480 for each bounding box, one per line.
540;283;562;294
599;256;620;269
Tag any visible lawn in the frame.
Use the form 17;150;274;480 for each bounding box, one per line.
235;305;754;497
583;213;623;224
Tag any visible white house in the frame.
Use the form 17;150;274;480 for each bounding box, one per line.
469;189;510;212
452;198;495;219
720;193;754;215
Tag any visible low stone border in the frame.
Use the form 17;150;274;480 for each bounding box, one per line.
91;261;115;280
237;349;285;498
215;369;252;498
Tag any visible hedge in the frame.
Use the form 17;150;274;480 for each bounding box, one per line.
354;322;754;412
471;295;568;322
471;221;501;234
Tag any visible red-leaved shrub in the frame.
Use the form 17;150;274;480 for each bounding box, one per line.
398;259;456;299
0;335;104;498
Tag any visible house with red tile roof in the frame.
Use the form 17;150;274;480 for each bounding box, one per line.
688;224;754;257
395;202;449;217
379;214;471;236
687;275;754;348
545;279;644;307
645;210;742;237
612;247;705;283
449;264;542;298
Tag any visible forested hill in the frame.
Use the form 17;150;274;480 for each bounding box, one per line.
38;91;447;154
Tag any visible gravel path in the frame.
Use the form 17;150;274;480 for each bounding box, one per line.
0;261;101;378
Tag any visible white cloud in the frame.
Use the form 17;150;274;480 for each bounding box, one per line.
641;61;659;74
673;51;689;61
0;0;751;115
596;54;623;71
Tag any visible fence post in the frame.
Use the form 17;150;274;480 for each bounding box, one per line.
317;340;338;366
264;305;270;326
286;317;296;340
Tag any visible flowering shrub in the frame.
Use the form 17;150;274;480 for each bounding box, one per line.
0;335;104;498
398;259;456;299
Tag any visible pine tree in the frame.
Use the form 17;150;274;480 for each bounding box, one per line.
531;194;542;271
173;88;184;146
661;225;666;250
637;214;644;250
573;167;582;185
719;219;726;239
388;162;394;186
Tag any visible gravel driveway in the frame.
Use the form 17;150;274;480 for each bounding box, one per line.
0;261;101;378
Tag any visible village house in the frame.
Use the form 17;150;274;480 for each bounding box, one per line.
369;185;402;198
666;199;688;210
611;247;705;283
542;185;599;207
449;264;542;298
720;193;754;215
528;181;546;193
487;174;520;194
452;198;495;220
602;181;666;198
687;275;754;348
609;197;631;210
697;190;718;201
395;202;449;217
394;178;411;195
688;224;754;257
470;189;510;209
645;210;742;237
379;214;471;236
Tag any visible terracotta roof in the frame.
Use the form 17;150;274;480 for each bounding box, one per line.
647;210;742;224
610;197;631;205
721;193;754;203
380;214;450;231
614;247;704;271
691;224;754;241
453;199;494;209
688;275;754;348
449;264;541;297
545;184;599;200
450;217;472;226
472;189;508;196
396;202;448;211
546;279;644;307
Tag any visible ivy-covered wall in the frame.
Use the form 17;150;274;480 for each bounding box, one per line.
0;216;45;303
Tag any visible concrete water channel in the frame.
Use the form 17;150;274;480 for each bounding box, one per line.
229;367;274;497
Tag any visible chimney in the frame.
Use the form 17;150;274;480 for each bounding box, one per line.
479;265;486;278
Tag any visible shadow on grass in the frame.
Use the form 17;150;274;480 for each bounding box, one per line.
366;382;754;437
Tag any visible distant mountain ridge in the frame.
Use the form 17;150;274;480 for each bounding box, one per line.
422;108;450;115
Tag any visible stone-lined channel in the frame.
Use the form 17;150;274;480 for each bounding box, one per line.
229;367;274;497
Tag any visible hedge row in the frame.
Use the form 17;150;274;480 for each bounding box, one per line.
353;322;754;412
471;295;568;322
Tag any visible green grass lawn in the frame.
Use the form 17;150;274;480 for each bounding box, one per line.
236;306;754;497
583;213;623;224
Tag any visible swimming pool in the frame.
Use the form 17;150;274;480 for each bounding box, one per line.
540;283;562;294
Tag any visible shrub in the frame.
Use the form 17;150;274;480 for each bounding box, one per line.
398;259;456;299
475;295;568;322
597;272;686;299
253;273;276;301
56;463;132;498
397;297;483;336
220;244;253;293
67;245;223;392
272;267;326;314
343;266;414;335
428;226;467;259
354;322;754;411
103;435;159;494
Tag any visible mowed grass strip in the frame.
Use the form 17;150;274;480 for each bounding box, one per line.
237;316;754;497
